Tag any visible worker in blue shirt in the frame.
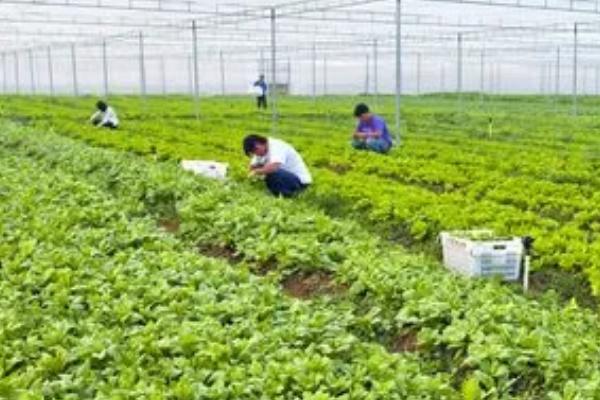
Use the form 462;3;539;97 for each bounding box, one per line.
253;74;268;109
352;103;393;154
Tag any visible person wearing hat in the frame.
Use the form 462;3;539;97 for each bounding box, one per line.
90;100;119;129
243;134;312;198
352;103;392;154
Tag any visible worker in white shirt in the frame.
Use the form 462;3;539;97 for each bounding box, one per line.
90;100;119;129
243;134;312;198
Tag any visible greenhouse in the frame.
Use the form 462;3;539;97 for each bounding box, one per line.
2;0;600;398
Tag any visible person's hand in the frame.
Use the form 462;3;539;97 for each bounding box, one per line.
248;169;264;180
354;131;366;140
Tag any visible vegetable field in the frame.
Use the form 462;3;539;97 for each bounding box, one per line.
3;95;600;292
2;95;600;398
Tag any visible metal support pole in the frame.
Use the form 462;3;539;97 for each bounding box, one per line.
139;31;147;104
365;54;370;95
440;63;446;92
28;49;36;94
287;57;291;88
270;7;278;120
313;43;319;99
416;52;421;95
478;49;485;108
594;65;600;96
220;50;225;96
373;38;379;101
573;22;578;116
457;33;463;112
71;43;78;96
555;52;561;96
395;0;402;134
489;63;494;94
260;49;265;76
496;63;501;94
323;55;328;96
555;47;561;96
47;47;54;96
14;52;20;95
480;50;485;93
160;56;166;95
191;21;200;119
548;63;553;94
457;33;463;94
540;63;545;94
102;39;109;98
187;55;193;96
2;53;6;94
523;255;530;292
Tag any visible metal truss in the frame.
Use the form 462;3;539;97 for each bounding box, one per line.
1;0;595;50
423;0;600;14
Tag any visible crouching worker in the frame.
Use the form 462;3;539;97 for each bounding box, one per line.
243;134;312;198
90;100;119;129
352;103;393;154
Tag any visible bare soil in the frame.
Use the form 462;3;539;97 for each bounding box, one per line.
528;269;597;309
253;257;279;276
327;163;352;175
198;243;242;264
282;271;347;299
389;330;420;353
158;217;181;234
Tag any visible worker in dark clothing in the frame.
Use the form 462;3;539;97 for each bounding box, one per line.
253;74;268;109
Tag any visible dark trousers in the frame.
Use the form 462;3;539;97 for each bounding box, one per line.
265;169;306;198
93;120;118;129
102;121;118;129
352;138;390;154
257;95;267;109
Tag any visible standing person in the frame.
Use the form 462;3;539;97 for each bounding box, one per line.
90;100;119;129
243;134;312;198
351;103;393;154
253;74;268;109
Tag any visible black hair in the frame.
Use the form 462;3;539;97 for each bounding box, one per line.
243;134;268;156
96;100;108;112
354;103;370;117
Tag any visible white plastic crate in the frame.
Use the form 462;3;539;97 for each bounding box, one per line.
439;230;524;281
181;160;228;181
